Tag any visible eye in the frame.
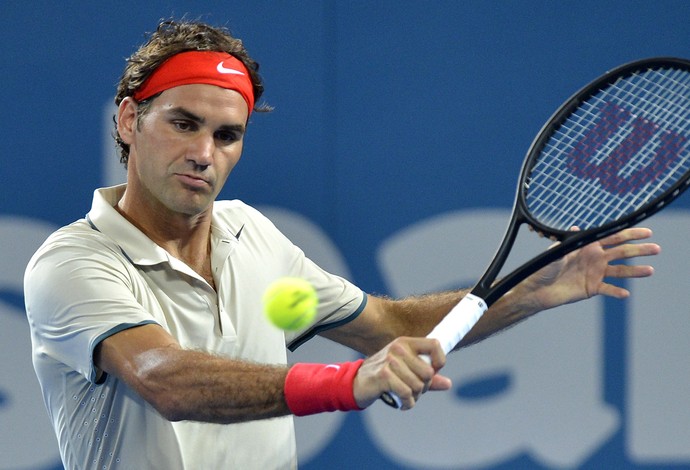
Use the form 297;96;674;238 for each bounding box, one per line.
214;130;242;145
172;120;196;132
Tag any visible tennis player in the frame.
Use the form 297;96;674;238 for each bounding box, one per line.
23;19;660;469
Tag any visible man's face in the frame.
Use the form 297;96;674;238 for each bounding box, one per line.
120;84;248;218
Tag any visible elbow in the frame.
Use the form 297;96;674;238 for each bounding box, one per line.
132;374;188;421
150;394;187;422
130;351;191;422
135;371;193;422
97;333;196;422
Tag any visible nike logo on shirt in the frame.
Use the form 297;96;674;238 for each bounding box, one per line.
234;224;245;241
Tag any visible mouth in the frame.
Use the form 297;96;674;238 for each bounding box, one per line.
175;173;211;189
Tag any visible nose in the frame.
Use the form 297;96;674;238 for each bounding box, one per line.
187;132;215;168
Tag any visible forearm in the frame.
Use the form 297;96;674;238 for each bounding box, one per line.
122;346;290;424
340;287;539;355
330;291;467;355
385;287;538;349
456;284;540;347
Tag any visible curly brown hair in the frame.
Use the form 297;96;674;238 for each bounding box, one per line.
114;19;270;167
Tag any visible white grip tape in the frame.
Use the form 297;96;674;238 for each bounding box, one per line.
426;293;488;353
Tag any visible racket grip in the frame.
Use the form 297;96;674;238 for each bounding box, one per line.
380;293;488;409
427;293;488;354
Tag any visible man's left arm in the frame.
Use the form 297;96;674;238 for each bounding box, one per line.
324;226;659;362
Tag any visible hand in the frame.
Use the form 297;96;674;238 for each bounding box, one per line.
524;227;660;312
352;337;452;410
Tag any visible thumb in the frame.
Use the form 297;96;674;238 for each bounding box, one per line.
427;374;452;392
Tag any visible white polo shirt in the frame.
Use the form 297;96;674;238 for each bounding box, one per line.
24;185;366;470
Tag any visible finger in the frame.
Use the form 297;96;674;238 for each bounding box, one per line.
383;346;434;403
384;372;419;410
358;353;420;410
390;339;445;405
416;339;446;371
388;337;445;372
596;283;631;299
389;358;430;394
599;227;654;247
607;242;661;262
606;263;655;279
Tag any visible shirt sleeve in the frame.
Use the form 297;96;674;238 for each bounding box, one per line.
24;223;158;383
283;255;368;351
228;204;367;350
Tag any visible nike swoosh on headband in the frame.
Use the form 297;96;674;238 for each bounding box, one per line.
217;61;246;75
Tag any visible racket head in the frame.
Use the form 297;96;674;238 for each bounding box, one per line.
518;57;690;240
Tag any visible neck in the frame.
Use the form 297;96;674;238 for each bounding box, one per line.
116;191;215;287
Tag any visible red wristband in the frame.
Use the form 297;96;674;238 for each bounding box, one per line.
284;360;365;416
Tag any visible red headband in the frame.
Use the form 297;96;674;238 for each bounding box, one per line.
132;51;255;115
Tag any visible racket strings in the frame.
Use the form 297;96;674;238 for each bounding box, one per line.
526;65;690;231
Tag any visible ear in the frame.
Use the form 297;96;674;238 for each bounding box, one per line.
117;97;138;145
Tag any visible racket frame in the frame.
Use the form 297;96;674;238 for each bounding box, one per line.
475;57;690;306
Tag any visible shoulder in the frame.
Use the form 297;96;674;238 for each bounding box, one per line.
212;200;285;237
213;199;272;222
26;218;133;282
33;218;124;257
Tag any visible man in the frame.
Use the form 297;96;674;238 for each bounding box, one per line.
24;19;660;469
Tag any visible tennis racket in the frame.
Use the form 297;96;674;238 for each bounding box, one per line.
382;57;690;408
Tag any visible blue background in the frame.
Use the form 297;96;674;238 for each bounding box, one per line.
2;1;690;469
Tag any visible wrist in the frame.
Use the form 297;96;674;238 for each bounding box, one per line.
284;360;365;416
493;283;542;324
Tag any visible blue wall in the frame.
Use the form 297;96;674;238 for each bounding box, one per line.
3;2;690;469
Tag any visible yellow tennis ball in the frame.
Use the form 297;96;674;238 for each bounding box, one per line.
262;277;318;330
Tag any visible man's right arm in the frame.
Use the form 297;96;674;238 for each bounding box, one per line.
95;321;449;418
94;323;292;423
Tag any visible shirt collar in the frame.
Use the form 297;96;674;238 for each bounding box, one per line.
86;185;238;268
87;185;170;265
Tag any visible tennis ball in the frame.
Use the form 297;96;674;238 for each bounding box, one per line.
262;277;318;330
